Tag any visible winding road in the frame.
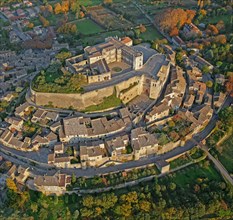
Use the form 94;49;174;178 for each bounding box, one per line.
0;95;232;178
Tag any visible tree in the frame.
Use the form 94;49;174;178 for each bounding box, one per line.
6;178;18;193
206;80;213;88
79;11;85;18
30;203;38;213
225;74;233;96
46;4;53;13
73;210;80;219
104;0;113;4
82;195;94;208
71;24;77;33
170;27;179;36
216;20;225;32
27;22;34;29
72;173;76;184
55;51;72;62
134;28;141;38
169;182;176;191
39;14;49;27
213;35;227;44
39;208;48;220
139;24;146;33
207;24;219;35
202;65;210;74
18;191;30;208
71;2;79;13
61;0;69;13
114;203;132;217
155;8;196;34
139;200;151;212
54;3;62;14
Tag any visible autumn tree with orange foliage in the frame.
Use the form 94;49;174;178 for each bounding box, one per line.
46;4;53;13
170;27;179;36
27;22;34;29
61;0;70;13
39;14;49;27
155;8;196;36
54;3;62;14
79;11;85;18
213;35;227;44
139;24;146;33
225;74;233;97
207;24;219;36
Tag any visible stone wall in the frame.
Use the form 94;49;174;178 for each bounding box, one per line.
157;140;181;155
31;86;114;110
119;83;141;104
115;75;142;96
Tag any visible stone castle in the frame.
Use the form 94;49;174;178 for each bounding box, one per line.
30;37;170;110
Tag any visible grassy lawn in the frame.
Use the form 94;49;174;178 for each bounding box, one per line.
49;0;102;7
218;135;233;174
170;154;191;169
84;94;121;112
75;0;102;6
74;19;104;35
45;70;62;83
203;14;232;25
140;26;163;41
170;161;221;187
81;30;123;46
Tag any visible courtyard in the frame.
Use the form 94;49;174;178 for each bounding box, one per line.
108;62;131;75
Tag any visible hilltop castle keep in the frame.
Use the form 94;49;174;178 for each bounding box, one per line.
66;37;143;83
31;37;171;110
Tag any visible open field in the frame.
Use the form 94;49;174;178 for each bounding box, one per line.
169;161;222;187
140;0;197;15
203;14;233;26
73;19;104;35
80;30;123;46
48;0;102;7
75;0;102;6
140;25;163;41
218;135;233;174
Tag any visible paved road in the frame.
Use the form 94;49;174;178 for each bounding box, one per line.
1;96;232;178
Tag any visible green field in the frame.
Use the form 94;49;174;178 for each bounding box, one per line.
74;19;104;35
170;155;191;169
170;161;222;187
75;0;102;6
81;30;123;46
49;0;102;7
218;135;233;174
84;94;121;112
204;14;232;25
140;26;163;41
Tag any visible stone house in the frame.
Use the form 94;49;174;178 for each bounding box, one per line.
131;127;159;160
33;172;71;195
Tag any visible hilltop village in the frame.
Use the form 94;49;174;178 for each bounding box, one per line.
0;34;230;195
